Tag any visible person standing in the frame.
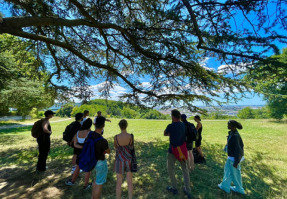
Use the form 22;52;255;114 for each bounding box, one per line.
81;110;90;126
114;119;134;199
218;120;245;195
194;115;205;163
164;109;192;199
36;110;55;172
92;116;110;199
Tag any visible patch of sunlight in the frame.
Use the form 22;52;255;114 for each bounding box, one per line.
0;182;7;189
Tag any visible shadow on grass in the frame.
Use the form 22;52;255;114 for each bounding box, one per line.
0;122;19;127
0;138;285;199
0;126;32;135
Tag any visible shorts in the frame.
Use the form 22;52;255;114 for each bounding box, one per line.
73;147;82;155
186;142;193;151
93;160;108;185
195;137;202;147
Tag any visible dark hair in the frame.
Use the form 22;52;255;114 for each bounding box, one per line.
95;116;106;129
171;109;181;119
75;113;84;121
97;111;102;114
44;110;55;117
119;119;128;129
181;114;187;122
194;115;201;121
228;120;243;130
80;118;92;130
83;110;89;115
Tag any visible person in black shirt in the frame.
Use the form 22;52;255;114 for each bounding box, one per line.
92;116;110;199
194;115;205;163
218;120;245;195
36;110;55;172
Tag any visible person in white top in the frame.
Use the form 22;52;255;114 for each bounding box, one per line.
93;111;111;131
80;110;90;126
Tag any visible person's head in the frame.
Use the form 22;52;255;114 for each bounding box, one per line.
228;120;243;131
75;113;84;121
83;110;89;117
181;114;187;122
119;119;128;130
44;110;55;119
171;109;181;122
95;116;106;129
80;118;93;130
97;111;102;117
194;115;201;122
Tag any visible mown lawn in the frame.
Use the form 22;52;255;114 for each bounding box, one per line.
0;119;286;199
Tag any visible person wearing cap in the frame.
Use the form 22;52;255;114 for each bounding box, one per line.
36;110;55;172
218;120;245;195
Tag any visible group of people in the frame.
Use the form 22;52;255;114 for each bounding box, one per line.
34;109;245;198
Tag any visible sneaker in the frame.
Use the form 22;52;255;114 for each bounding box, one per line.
230;186;245;195
83;183;92;190
65;179;75;186
80;169;83;173
183;187;192;199
166;186;178;195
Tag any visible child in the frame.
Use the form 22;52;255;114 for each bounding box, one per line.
218;120;245;195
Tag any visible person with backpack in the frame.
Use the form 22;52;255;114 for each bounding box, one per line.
81;110;90;126
65;118;93;190
35;110;55;172
164;109;192;199
62;113;84;174
181;114;197;171
194;115;206;163
114;119;134;199
218;120;245;195
92;116;110;199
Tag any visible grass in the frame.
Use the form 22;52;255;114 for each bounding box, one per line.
0;119;286;199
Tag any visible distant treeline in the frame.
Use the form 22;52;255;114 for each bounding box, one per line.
56;99;169;119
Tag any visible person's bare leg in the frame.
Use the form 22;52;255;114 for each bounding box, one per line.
188;151;195;171
126;172;133;199
196;146;204;157
116;174;123;199
84;171;91;187
72;154;77;166
92;182;103;199
71;165;80;183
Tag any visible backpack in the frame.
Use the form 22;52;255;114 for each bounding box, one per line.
31;119;44;138
185;122;197;142
78;132;103;172
63;121;79;142
171;142;188;161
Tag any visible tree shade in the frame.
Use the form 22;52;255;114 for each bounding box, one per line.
0;0;286;112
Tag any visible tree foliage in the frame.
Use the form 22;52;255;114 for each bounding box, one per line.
0;0;286;111
246;49;287;120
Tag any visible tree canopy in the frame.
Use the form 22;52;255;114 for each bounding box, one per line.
0;0;286;112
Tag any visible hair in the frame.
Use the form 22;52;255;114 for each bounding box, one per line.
171;109;181;119
80;118;92;130
228;120;243;130
44;110;54;117
97;111;102;114
83;110;89;115
75;113;84;121
95;116;106;129
181;114;187;122
119;119;128;130
194;115;201;121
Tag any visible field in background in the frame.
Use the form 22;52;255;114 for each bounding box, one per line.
0;119;286;199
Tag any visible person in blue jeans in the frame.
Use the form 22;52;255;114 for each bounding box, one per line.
92;116;110;199
218;120;245;195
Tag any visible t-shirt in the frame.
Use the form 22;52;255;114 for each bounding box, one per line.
93;132;109;160
165;121;186;153
93;116;98;124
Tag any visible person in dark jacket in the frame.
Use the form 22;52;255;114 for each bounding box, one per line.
218;120;245;195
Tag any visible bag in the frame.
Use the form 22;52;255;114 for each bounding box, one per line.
78;132;103;172
185;122;197;142
130;134;138;172
63;121;77;142
31;119;44;138
171;142;188;161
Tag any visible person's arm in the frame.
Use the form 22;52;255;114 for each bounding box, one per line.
105;148;111;154
230;135;243;168
164;125;170;136
73;134;83;149
114;136;118;149
42;120;51;134
196;122;201;131
106;119;111;122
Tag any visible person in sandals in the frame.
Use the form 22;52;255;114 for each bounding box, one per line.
114;119;134;199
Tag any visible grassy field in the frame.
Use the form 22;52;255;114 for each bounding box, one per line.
0;119;286;199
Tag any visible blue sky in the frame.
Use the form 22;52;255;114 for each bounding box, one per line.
1;3;286;106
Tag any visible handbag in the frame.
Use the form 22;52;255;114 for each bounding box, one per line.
130;134;138;172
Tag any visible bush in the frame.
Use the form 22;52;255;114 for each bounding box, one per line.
237;107;255;119
56;104;74;117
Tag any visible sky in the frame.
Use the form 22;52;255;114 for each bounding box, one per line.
1;2;286;107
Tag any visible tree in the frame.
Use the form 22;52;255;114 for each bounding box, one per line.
246;49;287;120
56;103;75;117
0;0;286;112
237;107;255;119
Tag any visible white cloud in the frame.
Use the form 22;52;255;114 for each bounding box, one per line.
89;81;127;100
199;57;215;71
217;63;248;75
